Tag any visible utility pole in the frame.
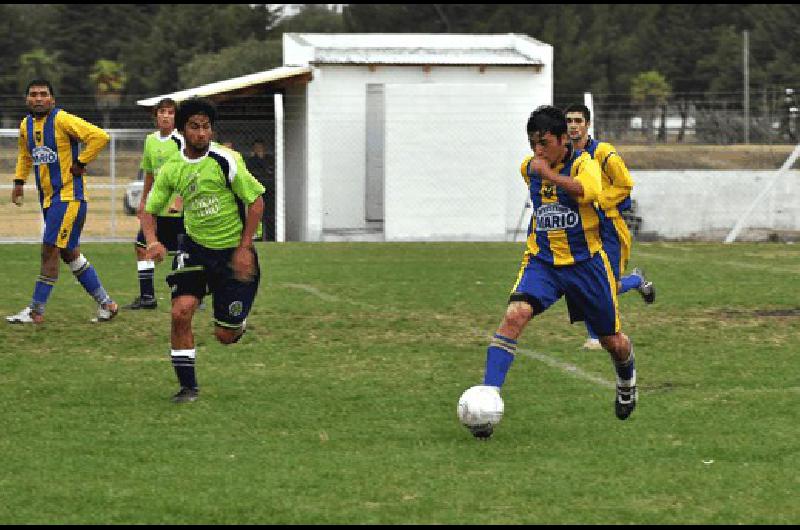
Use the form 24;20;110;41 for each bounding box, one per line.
743;30;750;144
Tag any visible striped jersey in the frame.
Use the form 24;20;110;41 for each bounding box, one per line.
15;108;109;208
583;137;633;218
520;145;603;266
146;144;265;249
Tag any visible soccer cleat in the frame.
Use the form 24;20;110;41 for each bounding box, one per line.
468;424;494;440
93;301;119;322
5;306;44;324
614;385;638;420
171;387;199;403
631;267;655;304
124;296;157;310
582;338;603;350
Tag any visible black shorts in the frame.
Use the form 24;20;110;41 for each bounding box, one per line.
166;235;261;329
136;216;185;253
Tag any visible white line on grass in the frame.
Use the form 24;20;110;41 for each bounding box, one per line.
281;282;615;389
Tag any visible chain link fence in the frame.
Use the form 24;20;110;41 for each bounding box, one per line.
1;92;799;243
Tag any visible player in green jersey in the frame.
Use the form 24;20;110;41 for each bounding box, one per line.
141;98;265;403
125;98;185;310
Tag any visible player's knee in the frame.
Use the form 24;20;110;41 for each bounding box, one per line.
504;302;534;330
599;333;629;356
171;302;194;324
214;326;242;345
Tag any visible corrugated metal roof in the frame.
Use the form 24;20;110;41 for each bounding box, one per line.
313;47;542;65
136;65;312;106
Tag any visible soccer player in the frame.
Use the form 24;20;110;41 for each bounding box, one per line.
564;104;655;350
6;79;119;325
125;98;185;310
141;98;265;403
473;106;638;439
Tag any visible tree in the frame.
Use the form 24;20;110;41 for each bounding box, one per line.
631;71;672;143
90;59;127;128
18;48;64;94
178;39;283;87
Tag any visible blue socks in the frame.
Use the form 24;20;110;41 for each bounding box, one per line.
483;334;517;388
31;275;57;314
69;255;111;305
613;345;636;387
619;273;643;295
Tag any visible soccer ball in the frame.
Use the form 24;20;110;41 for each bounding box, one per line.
457;385;504;428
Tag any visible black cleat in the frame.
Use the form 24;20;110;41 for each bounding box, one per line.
632;268;655;304
171;387;198;404
125;296;157;310
614;385;638;420
468;424;494;440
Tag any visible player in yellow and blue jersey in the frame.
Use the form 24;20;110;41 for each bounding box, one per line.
565;104;655;350
468;106;638;439
6;79;119;325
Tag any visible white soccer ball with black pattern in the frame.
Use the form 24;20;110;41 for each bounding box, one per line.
457;385;504;428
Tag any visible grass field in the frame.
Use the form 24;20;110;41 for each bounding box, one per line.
0;241;798;524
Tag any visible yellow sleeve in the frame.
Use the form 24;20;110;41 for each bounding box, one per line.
520;155;533;187
596;142;633;211
58;111;110;165
14;119;32;182
573;153;601;204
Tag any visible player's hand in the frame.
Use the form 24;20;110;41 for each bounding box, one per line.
528;158;554;178
70;161;87;177
11;185;23;206
145;241;167;263
231;246;256;283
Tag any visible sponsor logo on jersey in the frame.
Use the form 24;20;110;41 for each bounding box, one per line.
31;146;58;165
534;204;579;232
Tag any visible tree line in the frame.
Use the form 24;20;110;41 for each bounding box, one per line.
1;4;798;105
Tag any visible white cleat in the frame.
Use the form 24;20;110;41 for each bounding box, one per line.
92;301;119;323
6;306;44;324
582;338;603;350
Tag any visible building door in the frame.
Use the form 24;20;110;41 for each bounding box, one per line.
365;84;385;223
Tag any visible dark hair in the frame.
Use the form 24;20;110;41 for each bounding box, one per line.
176;98;217;132
526;105;567;137
154;97;177;116
25;79;55;97
564;103;591;123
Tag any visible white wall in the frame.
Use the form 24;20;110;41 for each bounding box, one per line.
383;83;513;241
305;64;548;240
631;170;800;240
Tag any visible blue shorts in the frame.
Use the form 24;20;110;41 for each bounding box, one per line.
166;235;260;329
509;250;620;336
42;201;87;250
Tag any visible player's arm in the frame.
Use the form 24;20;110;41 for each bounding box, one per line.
598;146;633;211
12;121;32;206
573;157;602;204
59;112;110;176
142;164;174;262
138;171;155;218
529;156;598;201
230;155;266;282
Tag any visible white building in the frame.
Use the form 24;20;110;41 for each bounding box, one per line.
139;33;553;242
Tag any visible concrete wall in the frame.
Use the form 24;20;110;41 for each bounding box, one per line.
631;170;800;240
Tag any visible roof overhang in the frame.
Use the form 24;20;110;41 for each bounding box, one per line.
136;65;312;106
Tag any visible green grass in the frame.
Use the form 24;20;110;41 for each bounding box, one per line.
0;241;798;524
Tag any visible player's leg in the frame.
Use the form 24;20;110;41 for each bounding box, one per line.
165;240;206;403
565;250;637;420
614;216;655;303
125;229;157;309
484;253;561;391
210;246;260;345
